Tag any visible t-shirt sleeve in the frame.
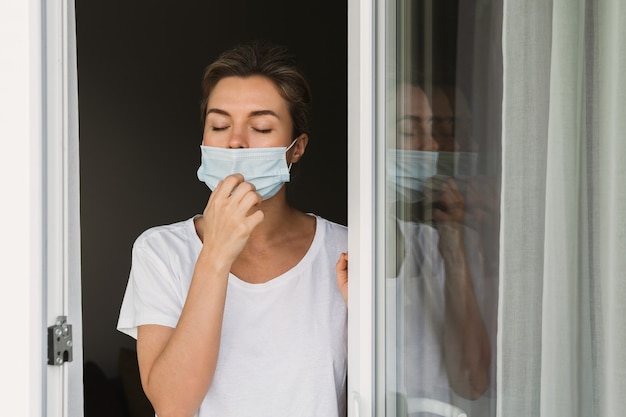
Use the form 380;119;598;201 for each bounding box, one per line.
117;235;184;339
323;217;348;255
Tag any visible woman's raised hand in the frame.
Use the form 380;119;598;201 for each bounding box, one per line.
201;173;265;265
138;173;263;417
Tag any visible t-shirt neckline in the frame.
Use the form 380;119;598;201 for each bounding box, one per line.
187;213;322;289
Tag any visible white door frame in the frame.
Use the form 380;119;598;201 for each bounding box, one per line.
0;1;83;416
44;0;84;416
347;0;381;415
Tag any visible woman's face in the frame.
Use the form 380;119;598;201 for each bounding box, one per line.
203;75;294;149
395;84;439;151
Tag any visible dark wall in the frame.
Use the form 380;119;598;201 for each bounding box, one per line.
77;0;347;377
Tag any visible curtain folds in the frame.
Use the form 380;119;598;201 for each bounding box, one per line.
500;0;626;416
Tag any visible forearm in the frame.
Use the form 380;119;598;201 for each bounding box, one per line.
141;251;230;417
438;228;491;399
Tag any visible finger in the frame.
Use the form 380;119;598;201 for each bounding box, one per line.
336;252;348;271
335;253;349;307
430;174;450;190
214;174;245;199
223;178;260;212
446;179;464;202
244;208;265;230
237;190;263;216
229;179;257;204
446;177;460;192
438;181;464;207
432;207;450;221
207;180;223;205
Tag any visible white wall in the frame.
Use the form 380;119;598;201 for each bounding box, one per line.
0;1;44;416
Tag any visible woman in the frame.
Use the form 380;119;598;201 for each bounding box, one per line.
117;41;349;417
385;82;491;411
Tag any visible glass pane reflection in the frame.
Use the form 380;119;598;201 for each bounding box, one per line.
384;1;501;416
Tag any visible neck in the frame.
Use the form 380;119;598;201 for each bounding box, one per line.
248;188;298;241
195;186;303;246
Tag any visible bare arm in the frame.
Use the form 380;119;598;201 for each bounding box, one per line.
137;174;263;417
431;178;491;400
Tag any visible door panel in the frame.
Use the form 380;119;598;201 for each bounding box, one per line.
348;1;502;416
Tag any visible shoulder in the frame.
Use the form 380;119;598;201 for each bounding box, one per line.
399;220;438;243
133;216;200;256
311;214;347;252
313;215;346;235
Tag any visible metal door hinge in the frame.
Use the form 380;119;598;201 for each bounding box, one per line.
47;316;73;366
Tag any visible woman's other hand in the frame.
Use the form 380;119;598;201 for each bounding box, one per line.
336;252;348;306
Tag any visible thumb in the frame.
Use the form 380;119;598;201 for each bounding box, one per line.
336;252;348;307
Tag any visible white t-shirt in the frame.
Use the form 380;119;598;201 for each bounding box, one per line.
117;214;348;417
387;220;494;416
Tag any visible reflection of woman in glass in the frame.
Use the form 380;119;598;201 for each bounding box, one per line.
342;81;491;411
392;82;491;405
394;81;490;399
118;41;348;417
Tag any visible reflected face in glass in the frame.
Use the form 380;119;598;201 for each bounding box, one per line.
202;75;295;149
431;87;459;151
396;84;439;151
431;87;476;152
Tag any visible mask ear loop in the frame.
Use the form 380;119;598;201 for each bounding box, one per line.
286;137;299;171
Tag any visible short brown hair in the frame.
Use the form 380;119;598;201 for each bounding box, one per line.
200;41;312;138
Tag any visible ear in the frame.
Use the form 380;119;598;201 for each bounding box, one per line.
290;134;309;163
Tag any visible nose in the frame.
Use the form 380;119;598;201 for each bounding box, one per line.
227;126;248;148
421;132;439;151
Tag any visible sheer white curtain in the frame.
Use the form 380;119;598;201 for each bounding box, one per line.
500;0;626;416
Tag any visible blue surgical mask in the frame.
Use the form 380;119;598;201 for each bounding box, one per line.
197;139;298;200
387;149;438;203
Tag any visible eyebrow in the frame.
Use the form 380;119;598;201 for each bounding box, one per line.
206;108;281;119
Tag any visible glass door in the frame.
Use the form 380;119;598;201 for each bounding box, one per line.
382;1;502;416
348;1;502;416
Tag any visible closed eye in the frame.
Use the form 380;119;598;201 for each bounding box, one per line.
253;128;272;134
212;126;230;132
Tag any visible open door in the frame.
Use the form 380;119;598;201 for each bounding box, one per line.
347;0;502;415
45;0;84;415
